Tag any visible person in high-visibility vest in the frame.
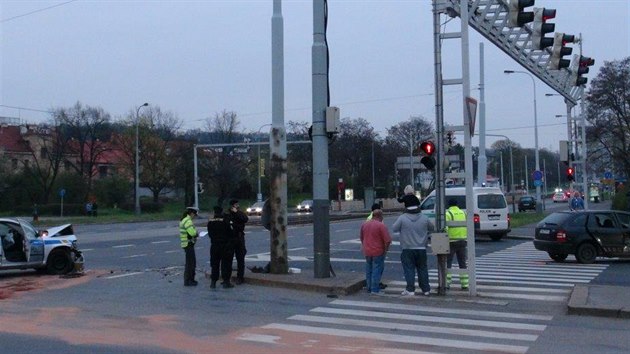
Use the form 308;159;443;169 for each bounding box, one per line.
445;199;468;290
180;206;199;286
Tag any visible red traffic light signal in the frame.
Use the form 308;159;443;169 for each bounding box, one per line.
566;167;575;181
419;141;435;156
575;56;595;86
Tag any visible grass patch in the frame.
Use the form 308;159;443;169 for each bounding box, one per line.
510;212;546;228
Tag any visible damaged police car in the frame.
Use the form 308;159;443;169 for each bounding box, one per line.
0;218;83;274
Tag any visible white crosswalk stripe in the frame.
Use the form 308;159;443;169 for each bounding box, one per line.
387;242;608;302
238;298;552;353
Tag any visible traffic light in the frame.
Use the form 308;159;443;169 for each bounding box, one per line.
531;8;556;50
507;0;535;27
549;33;575;70
419;141;436;170
575;56;595;86
566;167;575;182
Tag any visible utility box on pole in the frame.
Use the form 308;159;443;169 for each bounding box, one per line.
559;140;569;163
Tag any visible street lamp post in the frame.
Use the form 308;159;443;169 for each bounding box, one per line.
256;123;272;202
135;102;149;215
504;70;542;212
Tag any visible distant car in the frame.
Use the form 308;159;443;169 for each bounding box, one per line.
533;211;630;264
518;196;537;212
246;201;265;216
0;218;83;274
552;192;568;203
296;200;313;213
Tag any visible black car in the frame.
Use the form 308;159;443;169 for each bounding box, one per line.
518;196;537;212
533;211;630;264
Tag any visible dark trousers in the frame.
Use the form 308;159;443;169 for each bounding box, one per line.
210;241;234;283
234;236;247;280
446;240;467;269
184;243;196;284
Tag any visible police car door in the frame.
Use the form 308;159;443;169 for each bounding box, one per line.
18;219;44;263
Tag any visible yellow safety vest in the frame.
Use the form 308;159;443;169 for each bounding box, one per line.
179;215;197;248
445;206;467;241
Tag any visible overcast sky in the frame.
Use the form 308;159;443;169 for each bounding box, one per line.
1;0;628;151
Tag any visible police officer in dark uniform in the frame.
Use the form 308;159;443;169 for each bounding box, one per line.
227;199;248;284
207;206;235;289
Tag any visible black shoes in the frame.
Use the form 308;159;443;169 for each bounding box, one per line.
210;280;217;289
235;278;244;285
184;280;198;287
222;282;234;289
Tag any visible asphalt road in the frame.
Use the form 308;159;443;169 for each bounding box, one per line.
1;209;629;354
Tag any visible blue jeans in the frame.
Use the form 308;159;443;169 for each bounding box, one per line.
365;254;385;293
400;249;430;293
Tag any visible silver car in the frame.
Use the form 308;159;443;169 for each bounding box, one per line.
0;218;84;274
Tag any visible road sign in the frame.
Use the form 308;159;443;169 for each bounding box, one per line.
604;171;612;179
532;170;543;180
534;180;543;187
59;188;66;197
466;96;478;137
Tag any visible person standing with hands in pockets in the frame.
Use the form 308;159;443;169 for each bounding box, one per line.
360;209;392;296
227;200;248;285
180;207;200;286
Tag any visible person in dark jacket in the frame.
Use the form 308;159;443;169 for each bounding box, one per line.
207;206;235;289
398;184;420;209
227;199;249;284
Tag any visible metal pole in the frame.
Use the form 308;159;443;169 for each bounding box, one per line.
432;0;447;296
270;0;288;274
478;42;487;186
135;102;148;215
525;155;529;193
193;145;199;209
409;131;414;188
460;0;476;296
372;140;376;199
312;0;330;278
499;151;504;192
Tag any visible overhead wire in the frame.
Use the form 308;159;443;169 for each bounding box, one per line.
1;0;78;23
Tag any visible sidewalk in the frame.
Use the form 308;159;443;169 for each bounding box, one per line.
568;284;630;319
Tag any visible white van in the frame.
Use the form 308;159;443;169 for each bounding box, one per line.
419;187;511;241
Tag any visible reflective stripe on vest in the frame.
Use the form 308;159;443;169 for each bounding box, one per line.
445;207;467;240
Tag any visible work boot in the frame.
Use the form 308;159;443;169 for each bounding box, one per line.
222;282;234;289
210;280;216;289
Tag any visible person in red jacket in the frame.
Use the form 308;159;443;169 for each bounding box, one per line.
360;209;392;296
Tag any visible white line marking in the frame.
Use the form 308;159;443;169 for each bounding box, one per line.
289;314;540;341
122;254;147;259
112;244;134;248
80;248;94;252
165;250;179;254
311;307;547;331
331;299;553;321
151;240;171;244
105;272;143;279
263;323;530;354
236;333;281;344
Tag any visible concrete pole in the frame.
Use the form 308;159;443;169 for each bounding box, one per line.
525;155;529;193
409;131;414;188
478;42;487;186
270;0;288;274
499;151;504;192
312;0;330;278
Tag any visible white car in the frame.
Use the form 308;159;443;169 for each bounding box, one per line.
246;201;265;216
552;192;569;203
296;200;313;213
0;218;84;274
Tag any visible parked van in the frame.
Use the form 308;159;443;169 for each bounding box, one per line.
419;187;510;241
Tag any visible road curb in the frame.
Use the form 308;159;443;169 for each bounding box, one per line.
568;284;630;319
205;270;365;296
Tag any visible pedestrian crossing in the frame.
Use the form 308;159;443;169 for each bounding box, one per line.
386;242;608;302
237;298;553;353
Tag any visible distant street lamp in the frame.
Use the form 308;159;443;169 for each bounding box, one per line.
135;102;149;215
504;70;542;212
257;123;272;202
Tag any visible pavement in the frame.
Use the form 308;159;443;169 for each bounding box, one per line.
568;284;630;319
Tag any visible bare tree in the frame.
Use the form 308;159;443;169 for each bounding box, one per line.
53;102;112;200
585;57;630;179
200;110;249;206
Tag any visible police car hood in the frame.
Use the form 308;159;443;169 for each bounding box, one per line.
44;224;74;238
